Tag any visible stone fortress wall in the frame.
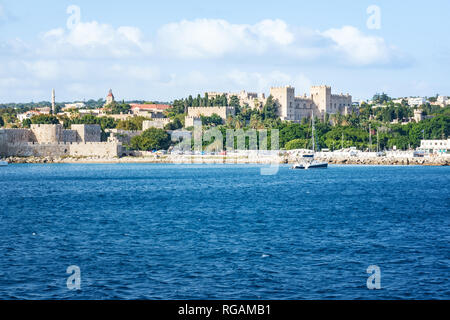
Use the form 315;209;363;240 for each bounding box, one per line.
207;91;266;109
185;106;236;127
187;106;236;119
142;119;171;130
0;124;123;158
106;129;142;145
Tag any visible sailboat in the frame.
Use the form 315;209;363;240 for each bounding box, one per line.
291;114;328;170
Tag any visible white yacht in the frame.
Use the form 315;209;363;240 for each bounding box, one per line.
291;155;328;170
291;115;328;170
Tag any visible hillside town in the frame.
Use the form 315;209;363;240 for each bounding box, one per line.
0;86;449;165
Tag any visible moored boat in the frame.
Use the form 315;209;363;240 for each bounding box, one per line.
291;114;328;170
292;160;328;169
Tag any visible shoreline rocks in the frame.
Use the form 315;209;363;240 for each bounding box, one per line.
1;154;449;166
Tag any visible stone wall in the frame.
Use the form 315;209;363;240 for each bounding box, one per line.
0;126;122;158
187;106;235;120
71;124;101;142
3;142;69;157
142;119;171;130
184;116;202;128
30;124;63;143
106;129;142;145
0;128;31;144
69;142;123;158
63;130;78;143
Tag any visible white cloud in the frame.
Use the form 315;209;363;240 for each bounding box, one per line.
0;16;411;102
156;19;405;67
0;4;8;23
41;21;152;58
321;26;404;66
157;18;295;59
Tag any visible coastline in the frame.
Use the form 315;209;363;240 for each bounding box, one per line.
2;153;449;166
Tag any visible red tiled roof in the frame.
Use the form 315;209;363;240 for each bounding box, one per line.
130;103;171;111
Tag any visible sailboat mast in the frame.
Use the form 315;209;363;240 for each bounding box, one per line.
311;114;315;152
377;129;380;152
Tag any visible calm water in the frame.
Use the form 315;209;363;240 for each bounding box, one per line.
0;164;449;300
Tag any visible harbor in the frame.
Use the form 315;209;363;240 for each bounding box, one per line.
2;150;449;166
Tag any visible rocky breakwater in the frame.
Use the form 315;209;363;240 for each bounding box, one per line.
311;152;449;166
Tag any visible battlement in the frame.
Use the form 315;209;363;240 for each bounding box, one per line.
187;106;235;120
311;85;331;89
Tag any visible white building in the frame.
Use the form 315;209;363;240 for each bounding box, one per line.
17;110;41;122
64;102;86;110
392;98;406;104
408;97;427;106
437;96;448;105
419;139;450;154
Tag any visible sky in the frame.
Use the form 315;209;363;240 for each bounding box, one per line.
0;0;449;103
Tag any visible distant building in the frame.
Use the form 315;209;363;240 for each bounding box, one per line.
142;119;171;130
414;109;424;122
437;96;448;104
431;96;449;107
17;110;41;122
63;102;86;111
392;98;406;104
206;90;266;110
270;85;354;122
185;106;236;127
51;89;56;114
105;89;115;106
408;97;426;106
419;139;450;154
36;107;51;115
130;103;172;117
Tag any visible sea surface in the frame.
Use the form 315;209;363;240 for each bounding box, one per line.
0;164;449;300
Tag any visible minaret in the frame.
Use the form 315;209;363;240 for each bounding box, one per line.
51;89;56;114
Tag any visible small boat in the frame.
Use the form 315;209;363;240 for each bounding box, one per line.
291;114;328;170
0;160;8;167
292;160;328;169
291;155;328;169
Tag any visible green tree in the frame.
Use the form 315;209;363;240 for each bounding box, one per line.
285;138;310;150
22;118;31;128
229;96;240;108
130;128;171;151
0;116;4;127
164;117;183;130
372;92;391;104
262;95;278;120
106;102;131;114
201;113;223;126
31;114;60;124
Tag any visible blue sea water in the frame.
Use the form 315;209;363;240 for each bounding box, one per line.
0;164;449;300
